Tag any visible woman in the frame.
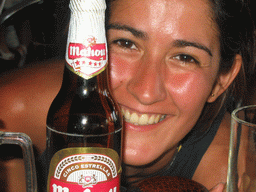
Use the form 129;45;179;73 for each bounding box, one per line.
0;0;254;191
106;0;254;189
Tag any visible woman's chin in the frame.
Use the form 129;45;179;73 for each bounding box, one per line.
122;142;178;168
122;149;155;166
122;130;169;166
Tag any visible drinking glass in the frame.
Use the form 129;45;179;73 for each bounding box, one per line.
227;105;256;191
0;131;37;192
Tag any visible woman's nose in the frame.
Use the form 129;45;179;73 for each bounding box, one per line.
127;59;167;105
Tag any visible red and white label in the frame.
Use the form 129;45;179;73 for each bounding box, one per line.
68;43;106;61
47;148;121;192
50;176;119;192
66;36;108;79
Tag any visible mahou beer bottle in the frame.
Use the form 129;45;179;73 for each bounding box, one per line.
45;0;123;191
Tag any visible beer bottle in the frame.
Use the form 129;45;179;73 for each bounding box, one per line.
45;0;123;191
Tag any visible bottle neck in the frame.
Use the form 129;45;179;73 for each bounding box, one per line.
61;0;108;95
62;63;110;96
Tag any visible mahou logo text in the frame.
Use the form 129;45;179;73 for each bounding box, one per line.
68;43;106;61
68;36;106;61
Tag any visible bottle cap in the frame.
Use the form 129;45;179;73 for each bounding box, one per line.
69;0;106;12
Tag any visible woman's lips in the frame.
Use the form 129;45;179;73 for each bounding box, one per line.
121;107;166;126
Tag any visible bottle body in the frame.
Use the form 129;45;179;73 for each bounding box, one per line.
45;0;123;191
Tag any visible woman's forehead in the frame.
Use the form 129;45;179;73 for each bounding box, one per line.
109;0;216;29
109;0;219;49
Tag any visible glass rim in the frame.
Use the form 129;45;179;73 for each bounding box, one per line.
231;105;256;127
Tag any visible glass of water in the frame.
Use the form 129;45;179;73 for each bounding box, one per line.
227;105;256;191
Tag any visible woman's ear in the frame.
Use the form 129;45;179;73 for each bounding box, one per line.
207;54;242;103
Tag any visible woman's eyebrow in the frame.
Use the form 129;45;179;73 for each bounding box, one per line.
107;23;148;39
107;24;213;57
173;40;213;57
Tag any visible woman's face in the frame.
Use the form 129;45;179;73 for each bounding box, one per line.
108;0;221;166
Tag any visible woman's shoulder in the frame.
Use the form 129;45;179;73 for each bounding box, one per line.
192;112;231;189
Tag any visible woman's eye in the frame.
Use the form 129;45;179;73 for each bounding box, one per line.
172;54;199;65
112;39;138;50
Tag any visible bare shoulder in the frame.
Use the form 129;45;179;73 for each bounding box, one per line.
192;112;231;189
0;59;64;154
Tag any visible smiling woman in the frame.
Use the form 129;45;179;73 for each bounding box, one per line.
0;0;255;191
107;0;223;183
106;0;255;189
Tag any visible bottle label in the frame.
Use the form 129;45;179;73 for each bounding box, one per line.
66;37;108;79
47;147;121;192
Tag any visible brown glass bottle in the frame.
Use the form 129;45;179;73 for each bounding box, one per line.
45;0;123;191
46;66;122;150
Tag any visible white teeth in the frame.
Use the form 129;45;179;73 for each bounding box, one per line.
148;115;155;124
154;115;161;124
130;113;139;124
138;114;149;125
122;108;166;125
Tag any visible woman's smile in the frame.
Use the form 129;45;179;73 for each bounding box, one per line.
121;106;167;126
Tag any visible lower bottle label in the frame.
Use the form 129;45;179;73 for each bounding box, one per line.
47;147;121;192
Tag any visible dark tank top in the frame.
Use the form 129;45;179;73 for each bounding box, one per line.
160;106;226;179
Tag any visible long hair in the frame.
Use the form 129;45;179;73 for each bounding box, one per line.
193;0;256;135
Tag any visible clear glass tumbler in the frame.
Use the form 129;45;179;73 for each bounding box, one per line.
227;105;256;191
0;131;37;192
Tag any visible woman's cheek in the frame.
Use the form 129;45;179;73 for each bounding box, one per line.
167;72;212;109
109;54;137;90
109;56;125;90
